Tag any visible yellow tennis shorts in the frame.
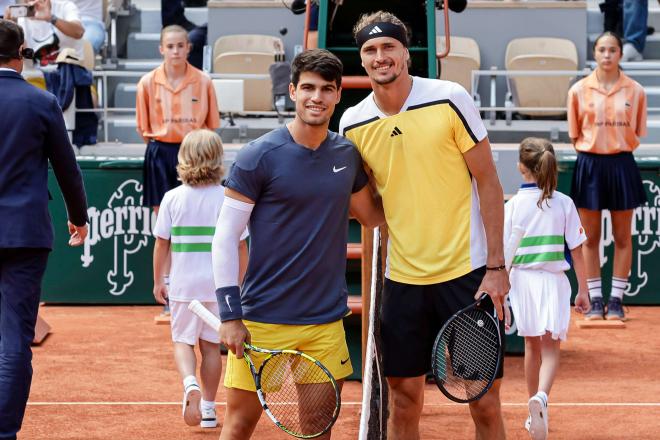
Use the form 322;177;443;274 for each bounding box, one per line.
224;319;353;391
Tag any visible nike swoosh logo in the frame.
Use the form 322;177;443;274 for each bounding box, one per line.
340;357;350;365
224;295;232;312
333;166;347;173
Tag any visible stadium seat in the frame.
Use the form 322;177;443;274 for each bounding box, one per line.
504;37;578;117
436;36;480;94
213;52;275;112
212;35;285;112
212;79;245;115
212;34;284;59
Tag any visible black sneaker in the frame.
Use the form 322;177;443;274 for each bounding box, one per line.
606;297;625;321
585;297;604;320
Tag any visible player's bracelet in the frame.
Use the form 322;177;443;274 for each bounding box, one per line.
215;286;243;321
486;265;507;271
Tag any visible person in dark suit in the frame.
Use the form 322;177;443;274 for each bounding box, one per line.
0;19;88;440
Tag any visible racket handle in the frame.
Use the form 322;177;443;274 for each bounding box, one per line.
188;300;222;332
505;225;525;271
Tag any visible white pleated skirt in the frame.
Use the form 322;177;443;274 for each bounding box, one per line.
509;268;572;341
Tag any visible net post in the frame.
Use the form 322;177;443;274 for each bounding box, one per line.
362;226;389;375
361;225;374;377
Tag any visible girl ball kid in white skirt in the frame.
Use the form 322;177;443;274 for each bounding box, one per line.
505;138;590;440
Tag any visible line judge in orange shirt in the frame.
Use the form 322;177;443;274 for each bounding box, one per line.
567;31;647;322
136;24;220;213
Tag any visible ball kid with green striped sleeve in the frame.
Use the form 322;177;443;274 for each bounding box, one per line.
153;183;249;304
504;184;586;272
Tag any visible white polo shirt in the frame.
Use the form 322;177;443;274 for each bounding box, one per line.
154;184;248;302
504;184;587;272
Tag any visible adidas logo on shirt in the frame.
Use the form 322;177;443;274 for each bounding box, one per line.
369;25;383;35
390;126;403;137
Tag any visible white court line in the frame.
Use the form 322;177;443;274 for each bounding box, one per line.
26;401;660;407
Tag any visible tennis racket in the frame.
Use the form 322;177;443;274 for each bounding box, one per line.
187;300;341;439
430;226;524;403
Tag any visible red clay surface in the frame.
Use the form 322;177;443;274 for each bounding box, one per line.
20;305;660;439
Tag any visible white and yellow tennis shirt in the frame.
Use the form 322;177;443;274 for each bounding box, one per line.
504;184;587;272
339;77;488;284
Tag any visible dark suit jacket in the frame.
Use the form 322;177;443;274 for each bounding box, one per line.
0;69;88;249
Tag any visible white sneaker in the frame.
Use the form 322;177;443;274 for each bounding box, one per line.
622;43;643;62
528;395;548;440
182;383;202;426
200;406;217;428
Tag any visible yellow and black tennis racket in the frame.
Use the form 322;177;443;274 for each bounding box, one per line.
188;300;341;438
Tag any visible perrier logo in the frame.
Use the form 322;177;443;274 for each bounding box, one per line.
81;179;156;296
600;179;660;297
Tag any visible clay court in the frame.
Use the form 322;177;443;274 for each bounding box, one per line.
19;304;660;439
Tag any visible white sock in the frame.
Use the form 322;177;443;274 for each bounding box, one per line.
587;277;602;300
611;276;628;300
201;399;215;411
183;375;198;390
536;391;548;406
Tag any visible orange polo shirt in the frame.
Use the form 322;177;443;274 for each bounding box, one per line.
567;71;646;154
136;62;220;143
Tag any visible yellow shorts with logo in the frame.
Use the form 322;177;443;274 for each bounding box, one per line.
224;319;353;391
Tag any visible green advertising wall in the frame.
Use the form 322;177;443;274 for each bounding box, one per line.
43;157;157;303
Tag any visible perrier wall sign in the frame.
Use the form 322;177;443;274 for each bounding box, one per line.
43;156;660;305
43;159;158;303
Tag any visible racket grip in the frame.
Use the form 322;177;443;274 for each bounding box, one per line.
188;300;222;332
504;225;525;271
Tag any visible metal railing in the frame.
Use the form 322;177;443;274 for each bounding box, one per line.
470;68;660;126
73;67;660;143
84;70;275;143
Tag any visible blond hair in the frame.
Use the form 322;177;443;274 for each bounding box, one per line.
352;11;409;44
519;137;557;209
177;130;224;186
160;24;189;43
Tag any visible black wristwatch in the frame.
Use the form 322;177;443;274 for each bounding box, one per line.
50;14;58;25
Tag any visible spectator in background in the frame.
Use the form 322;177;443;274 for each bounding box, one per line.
161;0;206;69
4;0;84;65
72;0;104;54
600;0;649;62
621;0;648;61
567;32;647;321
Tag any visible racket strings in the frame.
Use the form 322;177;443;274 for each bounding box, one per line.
433;309;500;401
440;315;498;388
443;314;499;380
260;352;338;436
